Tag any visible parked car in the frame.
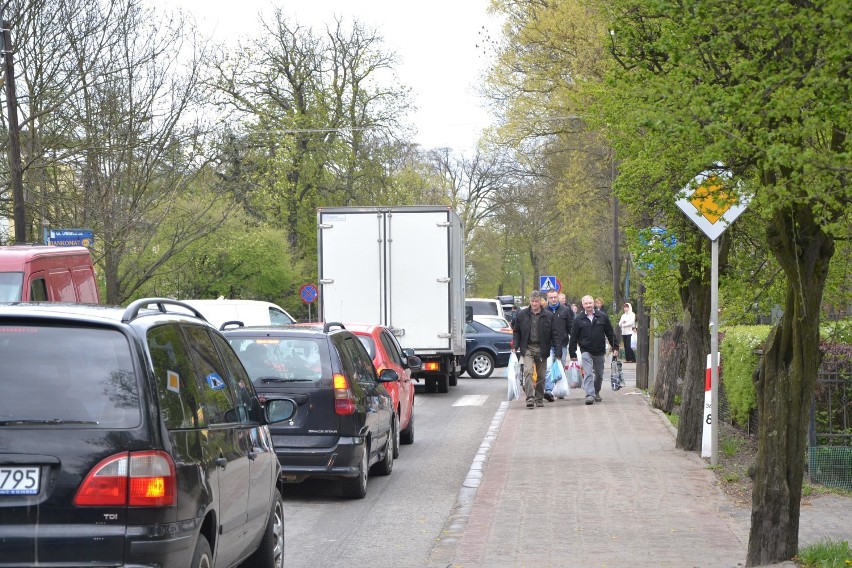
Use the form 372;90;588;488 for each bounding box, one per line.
348;323;421;450
180;298;296;329
0;298;295;568
222;322;398;499
462;319;514;379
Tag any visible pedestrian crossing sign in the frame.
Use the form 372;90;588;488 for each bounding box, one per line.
540;276;556;292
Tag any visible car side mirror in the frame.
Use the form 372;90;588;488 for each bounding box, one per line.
264;398;297;423
406;355;422;371
377;368;399;383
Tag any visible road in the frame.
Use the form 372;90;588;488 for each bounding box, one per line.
280;370;508;567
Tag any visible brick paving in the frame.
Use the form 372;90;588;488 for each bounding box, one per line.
428;363;851;568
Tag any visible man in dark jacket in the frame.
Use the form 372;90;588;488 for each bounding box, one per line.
543;290;574;401
569;294;618;405
512;291;560;408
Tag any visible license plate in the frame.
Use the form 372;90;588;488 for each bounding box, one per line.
0;466;41;495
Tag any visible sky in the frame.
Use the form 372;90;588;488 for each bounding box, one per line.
171;0;499;154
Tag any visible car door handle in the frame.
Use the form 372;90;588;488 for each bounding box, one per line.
248;451;257;461
215;457;227;468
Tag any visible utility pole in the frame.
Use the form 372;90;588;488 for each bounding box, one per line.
1;15;25;243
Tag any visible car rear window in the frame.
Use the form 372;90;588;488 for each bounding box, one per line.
0;324;140;427
467;300;499;316
0;272;23;302
228;336;330;384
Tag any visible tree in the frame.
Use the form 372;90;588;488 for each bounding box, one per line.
598;0;850;563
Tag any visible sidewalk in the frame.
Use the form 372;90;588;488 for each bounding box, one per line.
428;363;851;568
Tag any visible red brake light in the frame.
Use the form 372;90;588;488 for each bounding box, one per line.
74;451;176;507
333;373;356;415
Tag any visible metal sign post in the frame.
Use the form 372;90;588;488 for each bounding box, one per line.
676;166;749;466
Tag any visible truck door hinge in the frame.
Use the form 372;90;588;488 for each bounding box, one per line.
437;222;450;227
437;277;451;283
318;223;333;229
320;279;334;284
437;333;451;339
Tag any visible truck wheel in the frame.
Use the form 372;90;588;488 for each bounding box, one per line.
467;350;495;379
425;379;437;393
437;373;449;393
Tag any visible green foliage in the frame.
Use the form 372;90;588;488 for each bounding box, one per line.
820;320;852;344
721;436;744;458
719;326;771;426
795;539;852;568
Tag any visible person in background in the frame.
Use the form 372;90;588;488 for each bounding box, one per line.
594;297;607;314
619;302;637;363
543;289;574;401
571;302;579;314
512;291;560;408
569;295;618;405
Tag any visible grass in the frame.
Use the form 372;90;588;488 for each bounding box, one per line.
795;539;852;567
721;435;744;457
667;412;680;428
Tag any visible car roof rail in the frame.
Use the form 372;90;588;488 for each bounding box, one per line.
219;320;245;331
122;298;209;323
323;321;346;333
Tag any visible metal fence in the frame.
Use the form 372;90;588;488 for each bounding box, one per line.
808;365;852;490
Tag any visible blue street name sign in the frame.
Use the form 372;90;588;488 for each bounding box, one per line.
47;229;94;247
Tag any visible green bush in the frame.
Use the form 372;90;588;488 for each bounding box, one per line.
720;326;771;426
820;318;852;344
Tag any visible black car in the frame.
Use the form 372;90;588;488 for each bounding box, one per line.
0;299;296;568
222;322;398;499
462;319;514;379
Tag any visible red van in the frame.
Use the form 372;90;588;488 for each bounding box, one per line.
0;245;99;303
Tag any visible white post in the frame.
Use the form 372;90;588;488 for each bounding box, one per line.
710;238;719;466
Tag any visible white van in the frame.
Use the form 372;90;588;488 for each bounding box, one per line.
465;298;505;321
180;298;296;329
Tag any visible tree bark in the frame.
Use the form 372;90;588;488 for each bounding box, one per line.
652;324;684;413
746;204;834;566
676;240;711;451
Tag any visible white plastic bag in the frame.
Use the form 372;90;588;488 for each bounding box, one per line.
566;360;582;389
552;359;569;398
506;352;521;401
631;333;637;350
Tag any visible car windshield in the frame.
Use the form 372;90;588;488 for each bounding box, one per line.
0;324;140;427
0;272;24;302
229;336;330;384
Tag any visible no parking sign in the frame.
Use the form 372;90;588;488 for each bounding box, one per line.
300;284;318;304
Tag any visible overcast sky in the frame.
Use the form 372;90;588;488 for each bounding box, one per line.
171;0;498;154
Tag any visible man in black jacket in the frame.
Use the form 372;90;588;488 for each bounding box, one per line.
512;291;560;408
569;294;618;405
543;290;574;401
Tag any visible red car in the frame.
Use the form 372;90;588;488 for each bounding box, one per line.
348;324;420;455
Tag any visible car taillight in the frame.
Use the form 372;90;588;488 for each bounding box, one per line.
74;451;176;508
423;361;441;372
333;373;355;415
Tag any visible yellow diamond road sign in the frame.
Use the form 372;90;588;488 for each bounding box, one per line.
676;168;749;240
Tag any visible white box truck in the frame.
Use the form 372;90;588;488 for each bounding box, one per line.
317;205;466;393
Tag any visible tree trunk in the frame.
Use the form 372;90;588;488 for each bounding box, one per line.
652;324;684;413
747;205;834;566
676;240;711;451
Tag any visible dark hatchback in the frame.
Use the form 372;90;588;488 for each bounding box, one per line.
462;319;514;379
222;322;398;499
0;299;295;568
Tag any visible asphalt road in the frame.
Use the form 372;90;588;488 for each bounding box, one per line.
280;370;508;568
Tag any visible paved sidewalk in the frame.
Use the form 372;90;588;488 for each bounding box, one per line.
428;363;851;568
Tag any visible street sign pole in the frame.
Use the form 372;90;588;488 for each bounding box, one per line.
710;238;719;466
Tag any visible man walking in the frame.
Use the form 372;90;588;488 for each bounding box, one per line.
543;289;574;401
569;295;618;405
513;291;560;408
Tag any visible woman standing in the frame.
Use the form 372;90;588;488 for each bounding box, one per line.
619;303;637;363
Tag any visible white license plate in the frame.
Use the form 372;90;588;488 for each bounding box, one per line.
0;467;41;495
